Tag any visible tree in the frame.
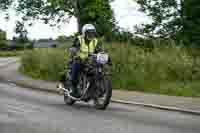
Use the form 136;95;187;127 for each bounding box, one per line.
12;21;33;49
57;35;74;43
135;0;184;39
0;29;7;49
1;0;116;37
56;35;74;48
79;0;116;37
184;0;200;46
0;0;13;10
14;21;28;43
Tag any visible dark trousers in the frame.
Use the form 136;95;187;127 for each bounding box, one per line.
71;61;81;87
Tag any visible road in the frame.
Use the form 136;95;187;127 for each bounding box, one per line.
0;57;18;68
0;81;200;133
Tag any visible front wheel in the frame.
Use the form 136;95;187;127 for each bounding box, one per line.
94;78;112;110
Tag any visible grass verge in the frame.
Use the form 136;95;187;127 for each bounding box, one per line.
19;43;200;97
0;50;25;57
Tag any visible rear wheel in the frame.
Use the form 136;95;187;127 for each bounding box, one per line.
94;78;112;110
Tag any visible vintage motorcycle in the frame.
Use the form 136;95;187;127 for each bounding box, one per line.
58;51;112;110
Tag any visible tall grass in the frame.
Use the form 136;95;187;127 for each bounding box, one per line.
0;50;25;57
20;48;67;81
106;41;200;96
20;42;200;97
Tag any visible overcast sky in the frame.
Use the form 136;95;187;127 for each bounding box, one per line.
0;0;151;40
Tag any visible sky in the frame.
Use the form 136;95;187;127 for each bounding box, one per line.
0;0;151;40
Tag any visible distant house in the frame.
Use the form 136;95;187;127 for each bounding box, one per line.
34;39;58;48
7;40;16;47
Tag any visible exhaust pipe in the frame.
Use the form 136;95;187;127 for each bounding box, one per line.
57;84;82;101
57;82;90;101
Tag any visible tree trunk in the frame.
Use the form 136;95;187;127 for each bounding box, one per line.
180;0;185;39
72;0;82;33
180;0;184;18
77;12;82;33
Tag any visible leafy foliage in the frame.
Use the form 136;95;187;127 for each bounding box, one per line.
135;0;184;39
0;29;7;49
0;0;13;10
184;0;200;46
1;0;115;38
14;21;28;43
78;0;116;37
105;30;134;42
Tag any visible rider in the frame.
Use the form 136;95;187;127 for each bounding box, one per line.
69;24;104;98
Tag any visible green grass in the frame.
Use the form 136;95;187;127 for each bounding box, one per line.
19;48;67;81
0;50;25;57
19;42;200;97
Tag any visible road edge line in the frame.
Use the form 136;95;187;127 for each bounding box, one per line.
112;99;200;115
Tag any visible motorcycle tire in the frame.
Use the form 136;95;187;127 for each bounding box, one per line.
94;78;112;110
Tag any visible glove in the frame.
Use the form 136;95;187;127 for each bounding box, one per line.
68;47;78;57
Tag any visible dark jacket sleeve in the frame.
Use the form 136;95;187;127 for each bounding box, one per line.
95;40;104;53
72;38;81;49
68;38;81;58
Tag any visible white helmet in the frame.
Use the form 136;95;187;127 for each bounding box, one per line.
82;24;96;37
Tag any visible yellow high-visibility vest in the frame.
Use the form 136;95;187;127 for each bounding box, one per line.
78;36;98;59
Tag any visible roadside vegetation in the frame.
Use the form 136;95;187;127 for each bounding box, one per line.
0;29;33;57
20;40;200;97
0;50;25;57
19;48;67;81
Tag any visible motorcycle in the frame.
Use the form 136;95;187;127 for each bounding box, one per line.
58;51;112;110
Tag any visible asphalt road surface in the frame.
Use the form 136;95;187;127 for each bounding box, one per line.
0;57;17;68
0;81;200;133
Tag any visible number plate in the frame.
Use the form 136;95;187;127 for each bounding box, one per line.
97;54;109;64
